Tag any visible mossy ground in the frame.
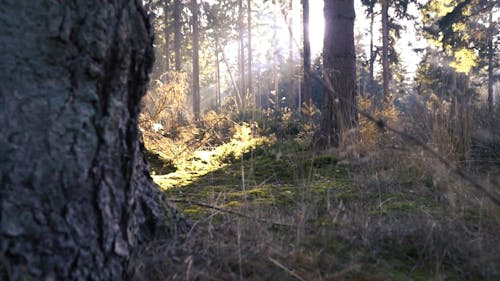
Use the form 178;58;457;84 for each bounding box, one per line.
146;142;476;280
142;132;499;280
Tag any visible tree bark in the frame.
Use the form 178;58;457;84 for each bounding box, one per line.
302;0;312;110
0;1;184;280
320;0;358;147
192;0;200;120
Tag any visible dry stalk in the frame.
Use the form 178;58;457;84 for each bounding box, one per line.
312;74;500;206
268;257;307;281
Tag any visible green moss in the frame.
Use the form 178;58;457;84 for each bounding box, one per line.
336;192;360;201
144;149;177;175
183;206;204;215
312;155;338;168
226;201;240;207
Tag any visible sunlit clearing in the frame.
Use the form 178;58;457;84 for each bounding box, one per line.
152;123;273;190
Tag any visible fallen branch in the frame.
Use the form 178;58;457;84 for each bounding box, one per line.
168;198;297;228
268;257;307;281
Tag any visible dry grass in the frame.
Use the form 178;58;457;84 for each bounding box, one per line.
132;101;500;280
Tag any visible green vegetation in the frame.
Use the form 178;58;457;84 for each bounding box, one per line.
135;114;499;280
133;1;500;280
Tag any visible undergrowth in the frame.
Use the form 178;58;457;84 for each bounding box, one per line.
132;104;500;280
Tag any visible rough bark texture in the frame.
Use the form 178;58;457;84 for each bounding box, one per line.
0;1;184;280
320;0;358;147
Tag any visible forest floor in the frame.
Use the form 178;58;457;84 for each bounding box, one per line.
136;125;500;281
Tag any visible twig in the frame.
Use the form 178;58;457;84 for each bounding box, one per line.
268;257;307;281
168;199;296;228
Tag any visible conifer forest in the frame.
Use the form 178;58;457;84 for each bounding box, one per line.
0;0;499;280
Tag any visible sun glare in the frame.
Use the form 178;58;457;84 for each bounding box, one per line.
309;1;325;56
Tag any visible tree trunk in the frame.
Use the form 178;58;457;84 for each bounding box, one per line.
302;0;312;110
487;11;494;113
369;3;376;98
288;0;296;110
320;0;358;148
273;3;280;111
238;0;246;115
163;0;171;72
381;0;390;102
216;38;222;111
0;1;184;280
192;0;200;120
174;0;182;71
247;0;253;108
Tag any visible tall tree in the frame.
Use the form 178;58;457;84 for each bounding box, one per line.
248;0;253;107
192;0;200;120
487;9;496;112
301;0;312;110
381;0;391;101
368;0;377;97
0;1;184;280
320;0;359;147
174;0;183;71
273;1;280;111
288;0;296;109
422;0;498;107
238;0;246;113
163;0;171;71
361;0;414;103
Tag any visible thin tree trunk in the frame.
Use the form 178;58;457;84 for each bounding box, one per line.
247;0;253;108
381;0;390;102
191;0;200;120
288;0;295;110
369;3;375;97
238;0;246;114
273;2;279;111
320;0;358;148
163;0;171;72
174;0;182;71
221;49;241;109
302;0;312;111
0;1;184;280
487;11;494;113
216;38;222;111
